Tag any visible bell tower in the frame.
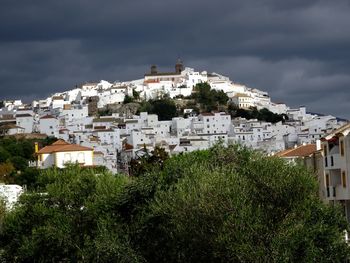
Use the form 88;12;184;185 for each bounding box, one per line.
150;65;157;74
175;59;184;74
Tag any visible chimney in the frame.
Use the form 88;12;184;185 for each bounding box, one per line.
316;139;321;151
34;142;39;153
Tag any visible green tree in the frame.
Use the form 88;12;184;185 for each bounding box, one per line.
9;156;27;172
0;165;142;262
0;147;349;262
0;162;15;183
0;147;10;163
136;145;350;262
123;95;134;104
192;82;228;112
130;146;169;177
132;89;141;101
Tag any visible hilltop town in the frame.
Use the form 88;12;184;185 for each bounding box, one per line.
1;61;350;260
0;60;347;175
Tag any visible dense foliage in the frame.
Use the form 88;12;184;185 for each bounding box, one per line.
0;145;349;262
228;103;288;123
189;82;229;112
138;98;178;120
0;137;56;186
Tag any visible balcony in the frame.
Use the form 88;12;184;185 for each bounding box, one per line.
326;185;350;201
326;186;337;200
324;154;344;170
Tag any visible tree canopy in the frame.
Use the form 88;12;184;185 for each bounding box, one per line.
0;146;349;262
138;98;178;121
0;137;56;186
190;82;229;112
228;103;288;123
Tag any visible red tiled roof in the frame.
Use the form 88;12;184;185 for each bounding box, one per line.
276;144;317;158
37;140;92;154
40;115;56;119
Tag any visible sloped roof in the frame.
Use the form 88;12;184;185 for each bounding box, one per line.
52;139;69;145
37;140;92;154
40;115;56;119
323;122;350;140
276;144;317;158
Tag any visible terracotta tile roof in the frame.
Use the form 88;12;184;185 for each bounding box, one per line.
37;140;92;154
52;139;69;145
124;143;133;150
323;122;350;140
40;114;56;119
276;144;317;158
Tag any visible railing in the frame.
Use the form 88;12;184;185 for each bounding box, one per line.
28;161;43;167
326;186;336;198
324;154;342;170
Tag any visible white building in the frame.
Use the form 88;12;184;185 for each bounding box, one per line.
39;115;59;137
321;123;350;221
198;112;231;135
36;140;94;169
15;113;34;133
230;93;254;109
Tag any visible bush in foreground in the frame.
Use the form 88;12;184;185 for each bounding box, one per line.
0;145;349;262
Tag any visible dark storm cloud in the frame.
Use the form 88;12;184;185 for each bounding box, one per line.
0;0;349;118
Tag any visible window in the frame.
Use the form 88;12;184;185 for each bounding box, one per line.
326;174;330;187
341;140;345;156
78;152;85;164
64;153;71;163
324;145;328;156
342;171;347;188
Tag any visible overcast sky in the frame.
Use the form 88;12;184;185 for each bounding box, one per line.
1;0;349;118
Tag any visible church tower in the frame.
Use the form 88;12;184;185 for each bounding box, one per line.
150;65;158;74
175;59;184;74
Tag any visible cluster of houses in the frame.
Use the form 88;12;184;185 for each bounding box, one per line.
1;61;349;219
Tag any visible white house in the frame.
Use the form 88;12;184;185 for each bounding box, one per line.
321;123;350;221
198;112;231;135
36;139;94;169
230;93;254;109
15;113;34;133
39;115;59;137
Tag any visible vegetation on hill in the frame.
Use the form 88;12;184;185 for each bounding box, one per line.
188;82;229;112
0;137;56;187
138;98;178;121
228;103;288;123
0;145;349;262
